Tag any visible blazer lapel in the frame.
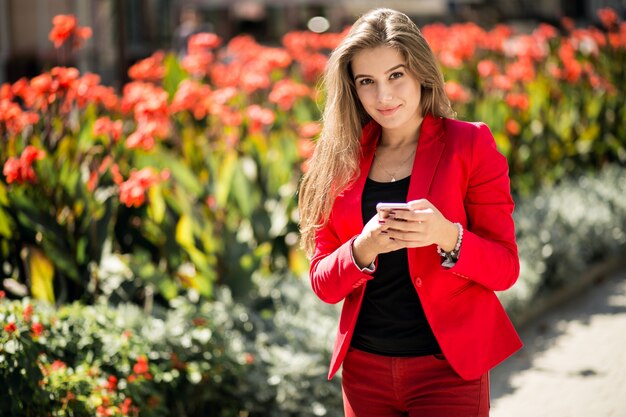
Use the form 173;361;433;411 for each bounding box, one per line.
407;114;445;202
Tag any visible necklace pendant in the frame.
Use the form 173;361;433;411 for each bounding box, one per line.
391;176;396;182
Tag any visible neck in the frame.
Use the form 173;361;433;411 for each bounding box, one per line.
379;116;424;148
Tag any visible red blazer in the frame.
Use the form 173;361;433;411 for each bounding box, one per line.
310;113;523;380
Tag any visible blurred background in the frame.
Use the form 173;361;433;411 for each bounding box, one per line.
1;0;624;88
1;1;625;416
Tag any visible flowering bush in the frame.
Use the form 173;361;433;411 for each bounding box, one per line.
0;278;342;417
0;18;338;304
3;160;625;415
427;9;626;195
1;11;624;308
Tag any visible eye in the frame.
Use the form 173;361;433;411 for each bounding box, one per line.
390;71;404;80
358;78;373;86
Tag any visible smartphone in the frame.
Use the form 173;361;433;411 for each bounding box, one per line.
376;202;409;212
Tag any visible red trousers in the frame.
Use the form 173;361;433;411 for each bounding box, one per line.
341;348;490;417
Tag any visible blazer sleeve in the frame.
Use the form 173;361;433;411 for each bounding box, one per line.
449;123;520;291
309;214;375;304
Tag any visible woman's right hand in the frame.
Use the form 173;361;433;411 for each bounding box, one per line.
352;212;404;268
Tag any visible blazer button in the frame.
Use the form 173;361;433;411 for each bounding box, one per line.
414;277;423;287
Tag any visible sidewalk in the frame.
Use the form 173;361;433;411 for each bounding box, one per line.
490;268;626;417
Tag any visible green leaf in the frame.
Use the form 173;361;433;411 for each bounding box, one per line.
163;52;188;99
0;182;9;205
0;206;13;238
148;184;166;224
176;214;195;248
139;151;204;197
28;246;55;303
215;151;237;208
231;163;253;217
494;132;511;157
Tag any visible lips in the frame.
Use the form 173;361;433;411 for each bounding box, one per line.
378;105;400;116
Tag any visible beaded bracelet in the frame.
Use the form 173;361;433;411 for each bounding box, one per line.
437;222;463;267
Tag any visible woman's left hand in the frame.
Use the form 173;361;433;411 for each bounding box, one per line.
382;199;458;251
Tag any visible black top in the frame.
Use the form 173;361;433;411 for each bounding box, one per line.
350;175;441;356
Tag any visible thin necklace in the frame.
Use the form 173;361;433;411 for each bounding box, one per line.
375;147;416;182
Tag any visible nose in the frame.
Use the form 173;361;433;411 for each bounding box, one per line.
377;85;393;104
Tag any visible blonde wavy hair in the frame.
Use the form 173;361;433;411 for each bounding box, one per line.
298;8;455;256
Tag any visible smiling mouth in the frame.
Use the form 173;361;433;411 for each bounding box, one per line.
378;106;400;116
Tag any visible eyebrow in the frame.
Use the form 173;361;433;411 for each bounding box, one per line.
353;64;406;81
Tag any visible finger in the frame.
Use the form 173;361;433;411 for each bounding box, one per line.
407;199;432;210
392;208;433;222
383;219;421;233
385;229;427;244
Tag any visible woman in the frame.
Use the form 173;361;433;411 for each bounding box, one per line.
298;8;522;417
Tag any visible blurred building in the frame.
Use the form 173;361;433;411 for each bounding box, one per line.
0;0;623;87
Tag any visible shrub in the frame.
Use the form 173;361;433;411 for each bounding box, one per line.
1;11;625;305
500;164;626;318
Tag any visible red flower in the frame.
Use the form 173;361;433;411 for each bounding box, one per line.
49;15;77;47
125;122;160;151
299;53;328;82
598;8;619;30
188;33;222;53
120;397;136;415
260;48;292;70
492;75;513;92
0;99;38;136
506;93;530;111
4;322;17;334
3;158;21;183
23;304;34;322
96;405;114;417
477;60;499;78
31;322;44;338
216;107;243;127
51;360;67;371
171;79;212;119
106;375;118;392
246;105;275;133
299;122;321;139
49;14;92;49
93;117;123;142
210;87;238;105
128;355;153;382
0;290;5;298
506;119;521;136
118;168;165;208
0;83;12;100
533;23;558;41
2;145;46;184
51;66;80;89
297;139;316;160
128;52;165;82
269;79;311;111
182;52;214;78
505;58;536;83
240;67;271;94
444;81;471;103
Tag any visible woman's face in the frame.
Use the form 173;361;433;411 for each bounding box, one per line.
351;46;423;135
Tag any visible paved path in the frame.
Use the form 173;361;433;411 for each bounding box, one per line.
490;268;626;417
